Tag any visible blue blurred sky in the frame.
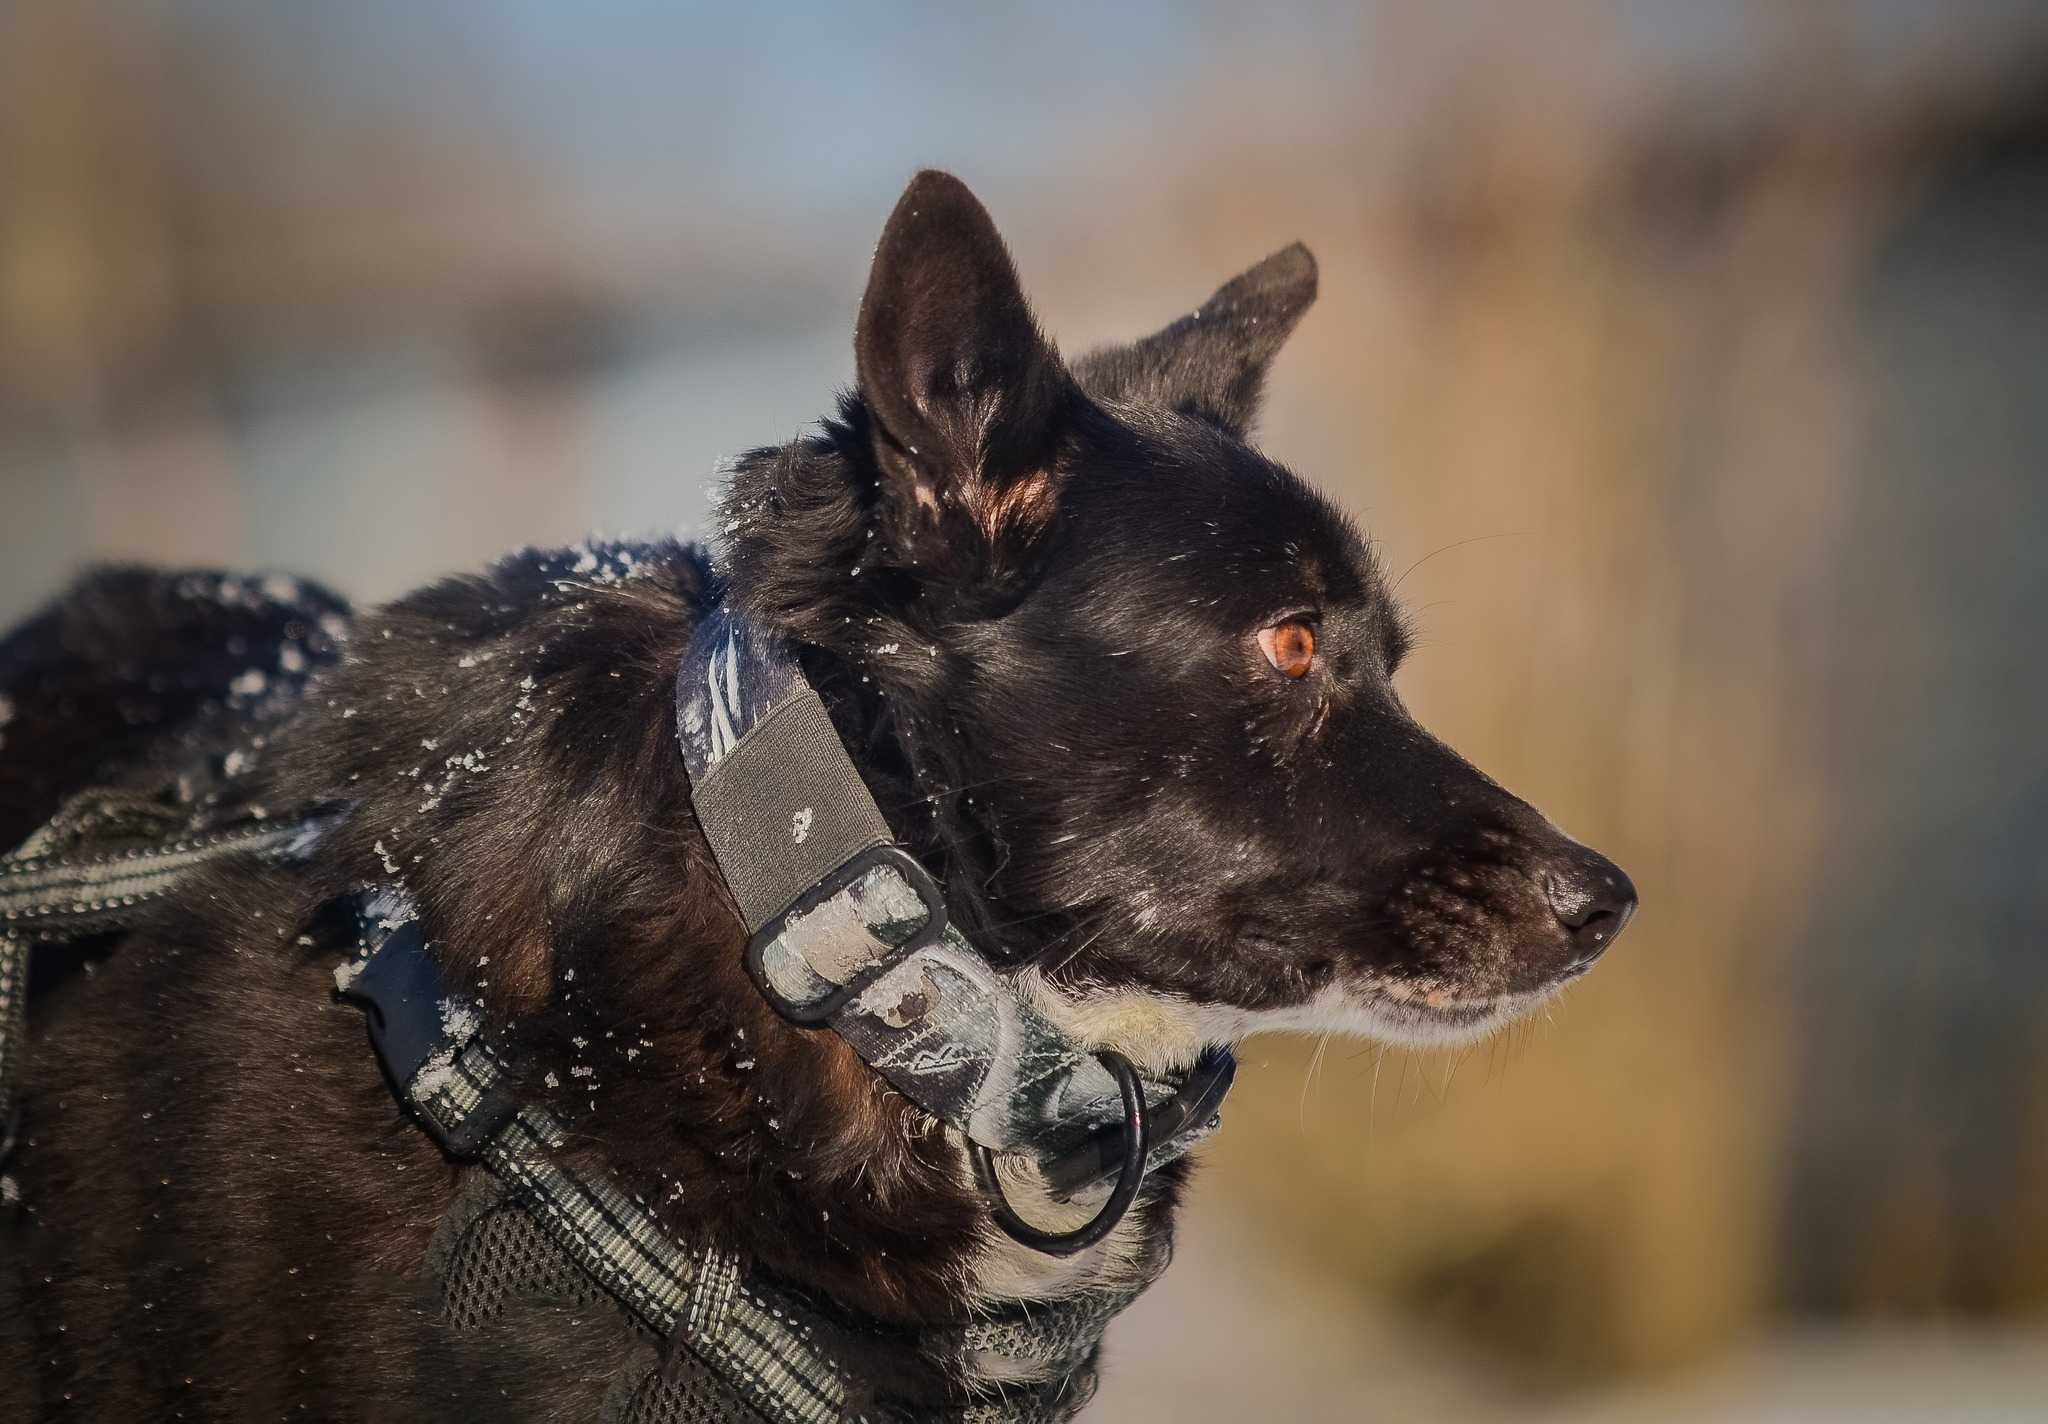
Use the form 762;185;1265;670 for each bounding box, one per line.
125;1;2048;246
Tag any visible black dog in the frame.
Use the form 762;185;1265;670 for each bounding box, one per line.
0;171;1633;1418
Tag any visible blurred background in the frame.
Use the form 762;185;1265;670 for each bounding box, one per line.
4;1;2046;1417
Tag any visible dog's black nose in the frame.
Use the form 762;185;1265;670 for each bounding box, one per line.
1543;846;1637;967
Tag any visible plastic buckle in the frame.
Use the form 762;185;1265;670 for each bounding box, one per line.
333;908;518;1158
743;843;948;1025
338;918;447;1089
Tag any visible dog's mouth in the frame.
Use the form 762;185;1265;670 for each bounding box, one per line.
1206;969;1570;1054
1218;920;1598;1049
1346;978;1553;1047
1018;956;1582;1081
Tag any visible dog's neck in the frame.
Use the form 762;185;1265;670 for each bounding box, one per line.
278;537;1189;1352
714;423;1107;982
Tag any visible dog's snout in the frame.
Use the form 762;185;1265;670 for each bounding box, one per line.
1542;846;1637;968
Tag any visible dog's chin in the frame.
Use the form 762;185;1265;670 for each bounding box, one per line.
1184;977;1562;1053
1265;979;1555;1050
1018;968;1568;1077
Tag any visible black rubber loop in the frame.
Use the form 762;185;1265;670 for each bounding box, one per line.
968;1050;1150;1257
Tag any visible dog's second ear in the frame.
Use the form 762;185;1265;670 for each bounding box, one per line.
855;170;1075;592
1073;243;1318;438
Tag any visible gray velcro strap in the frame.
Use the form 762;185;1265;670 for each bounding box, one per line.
692;687;892;931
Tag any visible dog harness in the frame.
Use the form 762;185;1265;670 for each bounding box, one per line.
334;885;1169;1421
0;790;338;1194
0;588;1237;1420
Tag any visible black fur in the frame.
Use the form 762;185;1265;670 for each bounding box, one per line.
1;170;1633;1419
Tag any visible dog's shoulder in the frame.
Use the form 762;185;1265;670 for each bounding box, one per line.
309;538;712;733
0;567;348;847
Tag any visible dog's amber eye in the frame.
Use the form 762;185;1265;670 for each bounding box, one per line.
1259;619;1317;678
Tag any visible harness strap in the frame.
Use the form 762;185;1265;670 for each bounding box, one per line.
0;932;25;1187
337;886;1144;1422
0;789;340;1191
1;815;325;939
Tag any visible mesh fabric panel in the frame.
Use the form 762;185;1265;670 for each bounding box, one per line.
621;1352;771;1424
441;1201;771;1423
441;1199;614;1330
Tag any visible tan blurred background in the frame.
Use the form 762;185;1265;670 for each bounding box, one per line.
5;2;2047;1418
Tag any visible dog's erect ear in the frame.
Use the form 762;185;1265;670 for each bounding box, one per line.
855;171;1075;588
1073;243;1317;437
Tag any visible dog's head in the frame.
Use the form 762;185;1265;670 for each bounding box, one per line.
724;171;1635;1068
